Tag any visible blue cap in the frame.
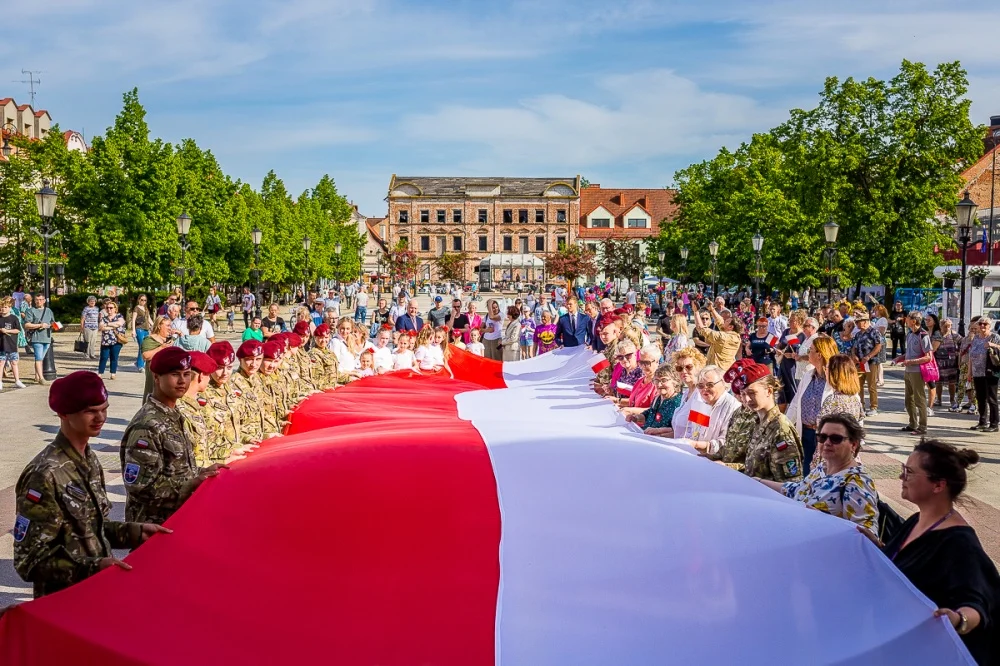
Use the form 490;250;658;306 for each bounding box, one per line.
434;296;443;302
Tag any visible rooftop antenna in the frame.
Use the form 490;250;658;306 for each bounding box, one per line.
17;69;42;107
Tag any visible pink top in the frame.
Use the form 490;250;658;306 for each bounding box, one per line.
629;376;657;409
463;314;483;344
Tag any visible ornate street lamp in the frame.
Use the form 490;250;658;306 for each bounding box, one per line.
35;180;59;380
955;191;978;335
751;232;764;304
176;212;192;303
251;226;263;318
824;217;840;306
657;250;666;312
304;235;314;291
680;246;689;285
708;240;719;298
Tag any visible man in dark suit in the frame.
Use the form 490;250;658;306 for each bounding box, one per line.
394;300;424;333
555;297;591;347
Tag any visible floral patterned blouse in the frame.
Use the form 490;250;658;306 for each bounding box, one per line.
782;461;879;531
819;392;865;424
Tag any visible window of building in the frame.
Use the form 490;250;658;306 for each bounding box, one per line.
535;209;545;223
399;236;408;248
453;236;463;251
519;236;529;253
419;235;430;251
478;209;488;224
587;242;598;253
437;237;446;256
503;236;513;251
436;210;446;224
420;209;429;223
518;209;528;224
453;209;462;224
591;218;611;228
535;235;545;252
556;235;567;249
399;210;409;224
478;235;488;251
627;218;647;228
503;209;513;224
556;209;566;223
380;225;387;239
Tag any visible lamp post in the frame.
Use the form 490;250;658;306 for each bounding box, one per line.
375;251;384;302
751;233;764;306
955;191;978;336
823;217;839;306
175;212;192;303
34;180;59;380
657;249;666;313
304;236;314;297
680;246;689;285
251;226;263;318
708;240;719;298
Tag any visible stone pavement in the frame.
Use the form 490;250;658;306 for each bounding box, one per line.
0;299;997;608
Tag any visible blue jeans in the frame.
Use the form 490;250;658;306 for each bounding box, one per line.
354;306;367;324
135;329;149;368
802;426;817;475
99;343;122;374
31;342;49;362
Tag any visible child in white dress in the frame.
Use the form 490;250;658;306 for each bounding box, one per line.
467;328;485;357
392;331;417;370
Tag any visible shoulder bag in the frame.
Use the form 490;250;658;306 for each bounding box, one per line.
918;333;939;383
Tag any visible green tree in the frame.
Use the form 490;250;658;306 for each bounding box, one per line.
387;240;418;285
545;244;596;291
435;251;468;283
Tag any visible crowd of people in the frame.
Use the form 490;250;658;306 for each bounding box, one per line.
3;281;999;662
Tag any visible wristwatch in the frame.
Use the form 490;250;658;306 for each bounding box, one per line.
956;610;968;634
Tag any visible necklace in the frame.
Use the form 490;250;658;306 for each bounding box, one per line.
889;508;954;560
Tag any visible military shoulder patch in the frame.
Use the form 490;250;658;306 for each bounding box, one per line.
785;459;798;475
775;441;788;451
65;484;87;501
135;439;150;449
123;463;140;485
13;514;30;542
25;489;42;503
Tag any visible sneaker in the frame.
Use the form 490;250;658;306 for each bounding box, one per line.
14;381;25;389
948;404;960;413
910;429;927;436
969;405;978;415
900;426;914;432
985;426;999;433
866;409;879;417
926;408;934;417
969;424;986;431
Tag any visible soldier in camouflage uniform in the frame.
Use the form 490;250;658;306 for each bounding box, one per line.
121;347;226;524
204;340;244;462
231;339;266;444
734;362;804;482
176;351;222;467
287;332;320;402
593;315;623;394
312;324;354;389
258;340;287;436
14;371;170;597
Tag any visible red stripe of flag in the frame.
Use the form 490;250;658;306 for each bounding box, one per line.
591;357;611;374
689;410;711;427
766;334;779;346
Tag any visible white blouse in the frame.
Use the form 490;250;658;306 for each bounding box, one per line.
329;336;359;372
392;350;416;370
372;345;393;371
414;343;444;370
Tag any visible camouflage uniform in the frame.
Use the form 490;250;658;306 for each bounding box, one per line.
294;348;319;399
177;394;211;467
258;373;282;436
595;340;618;389
705;406;757;471
230;369;264;444
13;432;144;598
204;381;242;462
120;397;200;524
744;405;804;482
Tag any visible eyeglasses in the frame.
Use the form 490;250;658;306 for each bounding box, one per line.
638;359;656;366
816;433;849;445
696;380;720;391
614;353;634;361
675;364;695;372
900;464;931;480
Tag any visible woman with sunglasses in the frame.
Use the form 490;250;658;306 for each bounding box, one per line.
880;439;998;665
758;413;877;530
620;344;661;415
609;339;643;407
130;294;152;369
659;346;707;438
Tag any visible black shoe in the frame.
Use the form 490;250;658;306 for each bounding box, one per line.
984;426;999;433
970;424;987;431
900;426;914;432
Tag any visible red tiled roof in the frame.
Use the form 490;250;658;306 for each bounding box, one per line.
16;104;29;111
578;185;679;238
0;98;12;106
960;146;999;206
34;109;49;118
366;217;386;242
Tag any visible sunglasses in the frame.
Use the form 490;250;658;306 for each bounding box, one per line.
816;433;849;445
638;359;657;366
675;364;695;372
696;380;720;390
614;353;634;361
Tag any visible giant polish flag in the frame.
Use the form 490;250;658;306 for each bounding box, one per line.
0;348;973;664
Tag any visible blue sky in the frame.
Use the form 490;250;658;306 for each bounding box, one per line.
5;0;999;215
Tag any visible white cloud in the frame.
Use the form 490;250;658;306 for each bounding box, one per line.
401;69;787;170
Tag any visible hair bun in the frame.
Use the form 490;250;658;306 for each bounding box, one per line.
957;449;980;468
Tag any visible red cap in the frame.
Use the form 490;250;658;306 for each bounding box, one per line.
313;323;331;337
149;347;192;374
48;371;108;415
262;340;283;359
236;340;264;359
286;333;303;348
207;341;236;367
188;351;218;375
293;320;311;336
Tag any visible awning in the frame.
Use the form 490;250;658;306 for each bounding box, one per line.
477;253;544;269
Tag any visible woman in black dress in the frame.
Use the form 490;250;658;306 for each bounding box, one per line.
881;439;998;664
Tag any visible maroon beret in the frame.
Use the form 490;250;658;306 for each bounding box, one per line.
313;323;331;337
207;340;236;367
262;340;283;359
286;333;303;348
188;351;218;375
149;347;192;375
236;340;264;359
49;371;108;415
293;320;311;337
742;362;772;387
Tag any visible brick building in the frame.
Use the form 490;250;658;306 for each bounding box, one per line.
577;184;679;280
386;175;581;284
